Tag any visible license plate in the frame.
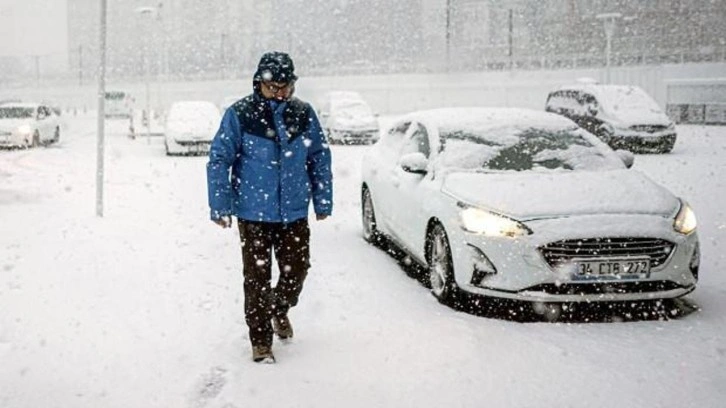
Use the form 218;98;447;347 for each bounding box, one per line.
573;258;651;280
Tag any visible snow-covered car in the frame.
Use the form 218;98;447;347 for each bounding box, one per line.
164;101;221;156
361;107;699;307
545;84;676;153
0;103;61;148
318;91;379;144
104;91;134;119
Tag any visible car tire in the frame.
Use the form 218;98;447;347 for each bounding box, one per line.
426;223;458;304
361;186;383;245
53;127;60;143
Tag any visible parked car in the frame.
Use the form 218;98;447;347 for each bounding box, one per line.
0;102;61;148
318;91;379;145
361;107;699;309
104;91;134;119
164;101;221;156
545;84;676;153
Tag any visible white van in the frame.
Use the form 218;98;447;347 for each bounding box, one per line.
104;91;134;118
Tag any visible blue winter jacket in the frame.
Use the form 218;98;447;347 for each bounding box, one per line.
206;92;333;224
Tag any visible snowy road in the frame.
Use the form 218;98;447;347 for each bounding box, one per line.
1;114;725;408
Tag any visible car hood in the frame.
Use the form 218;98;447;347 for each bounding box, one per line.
330;114;378;130
442;169;679;220
602;108;672;128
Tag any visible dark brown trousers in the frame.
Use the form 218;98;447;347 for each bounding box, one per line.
238;219;310;347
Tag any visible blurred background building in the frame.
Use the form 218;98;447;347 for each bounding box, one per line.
4;0;724;85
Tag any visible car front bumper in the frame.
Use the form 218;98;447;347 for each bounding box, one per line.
0;131;29;147
448;213;699;302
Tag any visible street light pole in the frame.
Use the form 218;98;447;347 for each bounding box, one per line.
96;0;108;217
135;6;155;144
595;12;622;84
445;0;451;72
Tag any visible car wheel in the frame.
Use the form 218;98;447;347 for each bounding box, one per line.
426;223;457;304
32;130;41;147
361;186;382;245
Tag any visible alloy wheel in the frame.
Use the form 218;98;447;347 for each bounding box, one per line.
428;224;453;301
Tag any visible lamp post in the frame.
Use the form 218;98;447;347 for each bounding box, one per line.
96;0;108;217
595;12;622;84
135;6;156;144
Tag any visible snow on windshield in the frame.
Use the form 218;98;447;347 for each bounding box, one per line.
335;101;373;116
598;86;663;114
438;127;624;172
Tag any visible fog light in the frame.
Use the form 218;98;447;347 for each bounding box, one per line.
468;244;497;286
689;242;700;280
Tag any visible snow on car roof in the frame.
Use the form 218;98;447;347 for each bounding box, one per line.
0;102;40;109
401;107;576;132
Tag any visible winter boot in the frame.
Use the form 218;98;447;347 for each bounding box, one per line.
272;315;293;340
252;345;275;364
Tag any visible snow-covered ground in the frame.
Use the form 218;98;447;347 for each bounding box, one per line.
1;114;725;408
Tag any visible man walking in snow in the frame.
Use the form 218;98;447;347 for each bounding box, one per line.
206;51;333;363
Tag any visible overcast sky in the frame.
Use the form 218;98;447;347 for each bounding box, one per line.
0;0;67;57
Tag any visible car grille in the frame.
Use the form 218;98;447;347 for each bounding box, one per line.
522;280;686;295
539;237;675;268
630;125;668;133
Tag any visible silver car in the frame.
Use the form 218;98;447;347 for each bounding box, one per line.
361;108;699;306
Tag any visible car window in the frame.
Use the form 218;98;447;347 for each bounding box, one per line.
401;123;430;158
438;126;624;172
105;91;125;101
0;107;35;119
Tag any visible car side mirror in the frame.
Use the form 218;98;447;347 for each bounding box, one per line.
399;152;428;174
615;149;635;168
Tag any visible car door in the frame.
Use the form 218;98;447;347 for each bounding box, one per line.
388;121;432;248
368;120;411;235
577;93;605;136
38;106;54;141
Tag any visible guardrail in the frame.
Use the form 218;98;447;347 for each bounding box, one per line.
666;104;726;125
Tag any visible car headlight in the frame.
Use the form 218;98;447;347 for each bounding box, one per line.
673;201;697;235
459;207;532;237
17;124;31;135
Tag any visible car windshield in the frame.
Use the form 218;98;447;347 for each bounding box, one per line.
168;104;218;122
105;92;126;101
598;87;663;113
0;107;34;119
439;126;624;172
334;101;372;116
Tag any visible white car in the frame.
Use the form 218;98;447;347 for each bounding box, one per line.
0;103;61;148
318;91;379;145
361;107;699;307
164;101;221;156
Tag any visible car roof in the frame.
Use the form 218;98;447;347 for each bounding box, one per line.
0;102;40;109
397;107;576;132
325;91;364;101
552;83;646;97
